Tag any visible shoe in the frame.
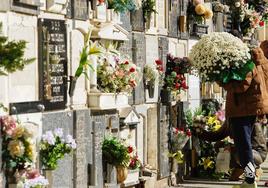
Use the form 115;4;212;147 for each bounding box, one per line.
256;168;263;182
229;168;244;181
232;181;257;188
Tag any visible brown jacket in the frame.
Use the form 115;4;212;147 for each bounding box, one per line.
223;48;268;118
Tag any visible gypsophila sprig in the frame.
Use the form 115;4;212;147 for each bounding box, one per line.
189;32;253;83
40;128;76;170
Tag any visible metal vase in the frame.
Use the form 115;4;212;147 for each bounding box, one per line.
69;76;77;97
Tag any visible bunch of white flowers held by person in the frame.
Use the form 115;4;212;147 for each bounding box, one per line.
189;32;254;84
40;128;76;170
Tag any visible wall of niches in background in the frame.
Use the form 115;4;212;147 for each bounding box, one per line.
132;32;146;105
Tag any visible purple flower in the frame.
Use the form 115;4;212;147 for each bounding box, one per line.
54;128;63;138
65;135;77;149
42;131;56;145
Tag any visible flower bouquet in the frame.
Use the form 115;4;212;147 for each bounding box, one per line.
17;169;49;188
189;32;254;84
97;57;141;94
40;128;76;170
168;128;191;164
188;0;213;24
0;116;36;182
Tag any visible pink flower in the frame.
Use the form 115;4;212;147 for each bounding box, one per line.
26;169;40;179
216;110;225;122
129;79;137;87
0;116;17;135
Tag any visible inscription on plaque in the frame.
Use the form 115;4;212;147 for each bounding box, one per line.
38;19;67;111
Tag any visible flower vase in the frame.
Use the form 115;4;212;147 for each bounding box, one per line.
69;76;77;97
116;166;128;183
147;84;155;98
43;170;53;188
160;89;171;104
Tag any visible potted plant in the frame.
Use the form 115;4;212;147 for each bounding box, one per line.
102;137;131;183
142;0;157;29
40;128;76;188
143;64;157;98
69;30;103;97
106;0;136;22
187;0;213;36
0;116;37;186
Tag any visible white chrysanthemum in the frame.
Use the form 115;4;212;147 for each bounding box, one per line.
189;32;250;81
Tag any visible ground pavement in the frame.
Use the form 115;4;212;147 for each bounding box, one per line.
171;159;268;188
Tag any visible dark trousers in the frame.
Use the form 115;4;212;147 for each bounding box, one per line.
230;116;256;169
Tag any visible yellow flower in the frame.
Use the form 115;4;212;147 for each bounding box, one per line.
12;126;25;139
26;143;36;161
204;9;213;19
195;4;206;15
200;157;215;170
212;124;221;132
207;116;217;126
8;140;25;158
23;128;33;138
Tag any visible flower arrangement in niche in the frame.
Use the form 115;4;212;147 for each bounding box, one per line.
168;127;191;164
164;54;191;94
17;169;49;188
97;57;141;93
189;32;254;84
0;116;36;180
143;64;158;84
102;137;130;167
127;145;142;170
187;0;213;24
40;128;76;170
225;0;268;36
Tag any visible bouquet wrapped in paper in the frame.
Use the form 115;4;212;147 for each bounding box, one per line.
189;32;254;84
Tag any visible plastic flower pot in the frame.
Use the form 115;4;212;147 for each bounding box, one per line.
160;89;171;104
146;83;155;98
43;169;53;188
116;166;128;183
69;76;77;97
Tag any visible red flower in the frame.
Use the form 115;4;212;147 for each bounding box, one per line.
178;127;184;132
98;0;105;3
181;80;188;89
157;65;164;72
175;83;180;89
128;146;133;153
186;130;192;137
259;21;265;27
155;59;163;65
129;67;136;72
26;169;40;179
176;74;182;80
125;61;129;65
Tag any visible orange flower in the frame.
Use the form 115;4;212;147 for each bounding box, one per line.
195;4;206;15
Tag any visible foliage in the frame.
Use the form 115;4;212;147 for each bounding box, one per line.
142;0;157;22
0;22;34;76
102;137;130;167
0;116;36;176
74;30;103;79
143;64;158;83
107;0;136;13
164;54;191;93
40;128;76;170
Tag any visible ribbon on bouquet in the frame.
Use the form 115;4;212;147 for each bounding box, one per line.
218;60;255;84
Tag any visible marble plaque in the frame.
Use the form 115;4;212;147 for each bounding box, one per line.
168;0;179;38
11;0;40;14
73;109;91;188
132;32;146;104
72;0;89;20
120;11;132;32
158;37;169;70
42;111;74;188
131;8;144;32
158;105;170;178
157;0;167;32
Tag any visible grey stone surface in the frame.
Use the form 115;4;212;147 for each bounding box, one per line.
73;109;91;188
132;32;146;105
169;0;179;38
118;34;134;105
158;37;169;70
42;111;74;188
0;0;9;11
120;12;132;32
72;0;89;20
158;105;170;179
131;9;144;32
10;0;40;15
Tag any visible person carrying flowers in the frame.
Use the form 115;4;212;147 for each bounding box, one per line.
190;32;268;188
